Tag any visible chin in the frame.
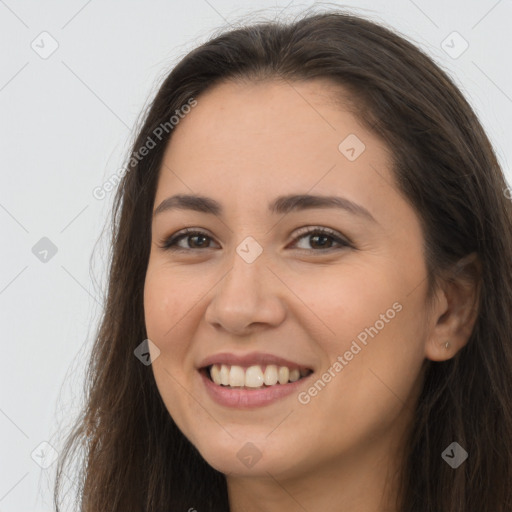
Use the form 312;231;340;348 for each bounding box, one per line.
192;433;301;478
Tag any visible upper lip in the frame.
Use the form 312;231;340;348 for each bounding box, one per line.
198;351;313;371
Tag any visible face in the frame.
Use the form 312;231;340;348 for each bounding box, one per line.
143;79;432;481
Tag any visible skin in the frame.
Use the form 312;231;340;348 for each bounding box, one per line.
143;79;479;512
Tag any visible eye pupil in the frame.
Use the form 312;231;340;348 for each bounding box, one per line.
310;234;331;248
190;234;209;248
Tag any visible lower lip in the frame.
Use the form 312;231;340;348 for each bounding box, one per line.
199;369;312;408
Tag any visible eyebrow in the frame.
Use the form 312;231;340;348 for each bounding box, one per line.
153;193;377;223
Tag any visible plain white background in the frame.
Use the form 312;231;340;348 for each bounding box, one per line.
0;1;510;510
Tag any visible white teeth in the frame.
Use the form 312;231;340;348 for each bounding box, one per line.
208;364;310;388
289;369;300;382
278;366;289;384
263;364;278;385
245;365;265;387
211;364;221;385
229;365;245;387
220;364;230;386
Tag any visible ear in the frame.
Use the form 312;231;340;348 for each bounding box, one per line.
424;252;481;362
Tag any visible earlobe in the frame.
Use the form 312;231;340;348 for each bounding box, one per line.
425;338;456;362
424;252;481;362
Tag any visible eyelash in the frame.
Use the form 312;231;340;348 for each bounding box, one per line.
158;226;352;253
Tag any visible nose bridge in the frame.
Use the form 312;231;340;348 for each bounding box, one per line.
218;239;267;303
205;238;285;333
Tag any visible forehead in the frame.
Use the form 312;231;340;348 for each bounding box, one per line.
164;79;372;164
155;79;403;228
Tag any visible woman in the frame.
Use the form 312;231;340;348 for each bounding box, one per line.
53;9;512;512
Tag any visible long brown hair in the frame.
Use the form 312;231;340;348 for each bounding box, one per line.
53;8;512;511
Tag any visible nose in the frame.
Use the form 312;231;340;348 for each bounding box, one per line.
204;248;287;335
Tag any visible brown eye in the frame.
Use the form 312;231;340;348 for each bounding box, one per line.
159;229;219;251
290;227;352;251
158;226;352;253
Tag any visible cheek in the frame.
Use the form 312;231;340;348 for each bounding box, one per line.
292;259;426;421
143;266;206;437
291;259;408;347
143;263;201;341
143;266;196;391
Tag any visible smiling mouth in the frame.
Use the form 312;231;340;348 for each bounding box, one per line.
202;364;314;389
